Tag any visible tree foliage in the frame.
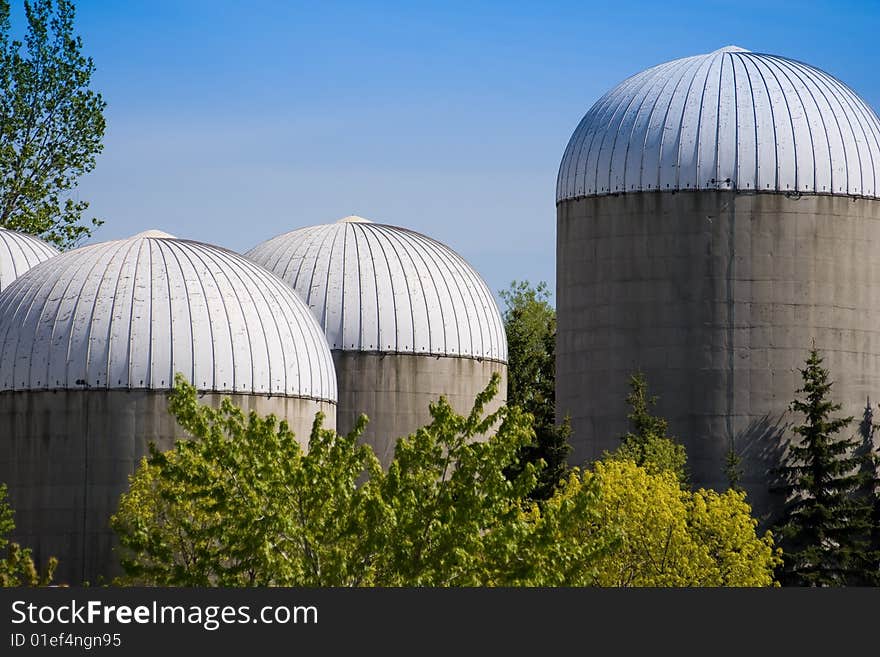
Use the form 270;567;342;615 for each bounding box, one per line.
0;0;105;249
775;347;875;586
609;372;688;484
111;384;384;586
112;373;779;587
585;460;780;586
0;483;56;586
724;448;744;493
369;376;550;586
500;280;571;499
857;399;880;584
114;373;556;586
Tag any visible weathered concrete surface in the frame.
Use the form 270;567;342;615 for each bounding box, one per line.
0;390;334;585
333;351;507;466
557;191;880;522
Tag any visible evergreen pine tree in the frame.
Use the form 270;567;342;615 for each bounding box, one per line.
499;281;571;500
864;400;880;585
870;467;880;585
776;347;874;586
724;448;744;493
611;372;688;484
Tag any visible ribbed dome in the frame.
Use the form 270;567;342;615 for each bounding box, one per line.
557;46;880;202
0;228;58;292
0;232;337;400
245;219;507;362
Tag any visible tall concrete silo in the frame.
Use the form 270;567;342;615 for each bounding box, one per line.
246;216;507;465
0;230;337;584
556;46;880;519
0;227;58;292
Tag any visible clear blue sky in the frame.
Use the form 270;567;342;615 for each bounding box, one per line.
39;0;880;302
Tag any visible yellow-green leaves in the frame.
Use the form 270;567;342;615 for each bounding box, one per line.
112;373;779;587
371;379;541;586
112;374;383;586
687;487;782;586
584;460;780;587
0;483;56;586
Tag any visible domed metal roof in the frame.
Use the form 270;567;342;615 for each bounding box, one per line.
557;46;880;202
0;231;337;400
245;218;507;362
0;228;58;292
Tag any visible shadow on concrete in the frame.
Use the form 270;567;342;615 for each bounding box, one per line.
736;412;792;530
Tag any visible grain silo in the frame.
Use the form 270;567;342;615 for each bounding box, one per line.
0;230;337;584
0;227;58;291
555;46;880;519
246;216;507;465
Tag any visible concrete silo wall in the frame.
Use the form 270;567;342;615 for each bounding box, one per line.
0;390;335;585
333;352;507;466
557;191;880;521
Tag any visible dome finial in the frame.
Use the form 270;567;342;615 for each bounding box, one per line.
337;215;372;224
131;229;176;239
713;45;749;53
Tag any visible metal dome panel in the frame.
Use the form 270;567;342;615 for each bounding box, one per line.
0;232;337;400
0;228;59;292
557;46;880;202
245;217;508;362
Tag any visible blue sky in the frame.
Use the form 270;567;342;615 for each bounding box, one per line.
30;0;880;302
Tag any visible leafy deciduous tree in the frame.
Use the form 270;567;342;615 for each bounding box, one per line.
112;383;383;586
371;374;558;585
585;459;780;587
113;372;779;587
113;373;559;586
0;483;56;586
0;0;105;249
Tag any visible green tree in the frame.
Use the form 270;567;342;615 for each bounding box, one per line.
370;374;547;585
583;459;780;587
860;399;880;585
775;347;874;586
511;470;613;586
609;372;688;484
113;373;778;587
112;377;384;586
0;483;56;586
113;373;560;586
500;280;571;499
0;0;105;249
724;449;744;493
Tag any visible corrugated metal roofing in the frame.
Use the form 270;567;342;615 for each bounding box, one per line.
0;231;337;400
0;228;58;292
245;217;508;362
557;46;880;202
